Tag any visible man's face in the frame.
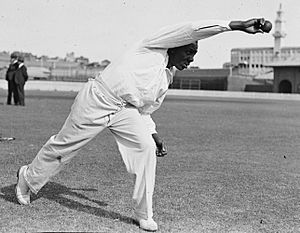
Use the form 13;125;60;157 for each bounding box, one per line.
167;43;198;70
10;58;17;64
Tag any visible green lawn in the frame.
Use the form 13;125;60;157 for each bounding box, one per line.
0;90;300;233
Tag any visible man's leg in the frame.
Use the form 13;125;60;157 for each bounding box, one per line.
22;84;26;106
7;80;12;105
108;107;158;230
18;80;119;196
16;84;25;106
12;81;19;105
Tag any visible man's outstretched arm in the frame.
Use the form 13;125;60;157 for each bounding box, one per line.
229;18;267;34
142;17;269;49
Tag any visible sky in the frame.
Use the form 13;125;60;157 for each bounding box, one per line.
1;0;300;68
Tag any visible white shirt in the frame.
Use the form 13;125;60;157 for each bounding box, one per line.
97;20;231;133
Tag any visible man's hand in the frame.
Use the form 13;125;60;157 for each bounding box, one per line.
152;133;167;157
229;18;265;34
156;141;167;157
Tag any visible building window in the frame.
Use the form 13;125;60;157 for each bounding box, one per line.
181;80;190;89
190;80;201;90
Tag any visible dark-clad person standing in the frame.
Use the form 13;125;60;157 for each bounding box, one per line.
14;55;28;106
5;52;19;105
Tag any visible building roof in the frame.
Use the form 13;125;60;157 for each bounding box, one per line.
231;47;273;51
175;68;230;78
231;46;300;51
265;56;300;67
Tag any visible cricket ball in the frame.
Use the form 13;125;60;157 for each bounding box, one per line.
261;20;272;33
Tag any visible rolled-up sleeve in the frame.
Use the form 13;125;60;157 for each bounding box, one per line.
142;20;231;49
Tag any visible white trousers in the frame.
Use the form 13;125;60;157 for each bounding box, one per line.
24;79;157;220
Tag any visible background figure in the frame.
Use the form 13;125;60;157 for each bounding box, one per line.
14;55;28;106
5;52;19;105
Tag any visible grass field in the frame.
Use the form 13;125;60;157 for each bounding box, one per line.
0;90;300;233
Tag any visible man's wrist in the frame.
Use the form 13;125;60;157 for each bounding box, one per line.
229;21;244;31
152;133;161;146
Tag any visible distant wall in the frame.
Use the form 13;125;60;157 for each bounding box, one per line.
0;79;84;92
273;67;300;93
227;75;261;91
244;84;273;92
1;79;300;101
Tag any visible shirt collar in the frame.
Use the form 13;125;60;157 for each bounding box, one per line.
165;53;174;84
165;67;174;84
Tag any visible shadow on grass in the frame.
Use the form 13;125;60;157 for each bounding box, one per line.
1;182;138;227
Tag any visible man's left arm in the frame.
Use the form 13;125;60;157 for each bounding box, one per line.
141;114;167;157
5;64;13;81
22;66;29;82
152;132;167;157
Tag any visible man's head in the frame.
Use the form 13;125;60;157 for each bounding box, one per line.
18;55;24;63
167;41;198;70
10;52;19;63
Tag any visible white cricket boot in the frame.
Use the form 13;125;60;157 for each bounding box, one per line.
15;165;31;205
138;218;158;232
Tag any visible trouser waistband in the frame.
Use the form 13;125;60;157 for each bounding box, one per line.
91;77;126;108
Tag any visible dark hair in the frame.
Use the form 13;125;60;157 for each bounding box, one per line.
10;52;19;59
167;42;198;55
18;56;24;62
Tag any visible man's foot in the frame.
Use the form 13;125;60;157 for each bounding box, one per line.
15;165;30;205
138;218;158;232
